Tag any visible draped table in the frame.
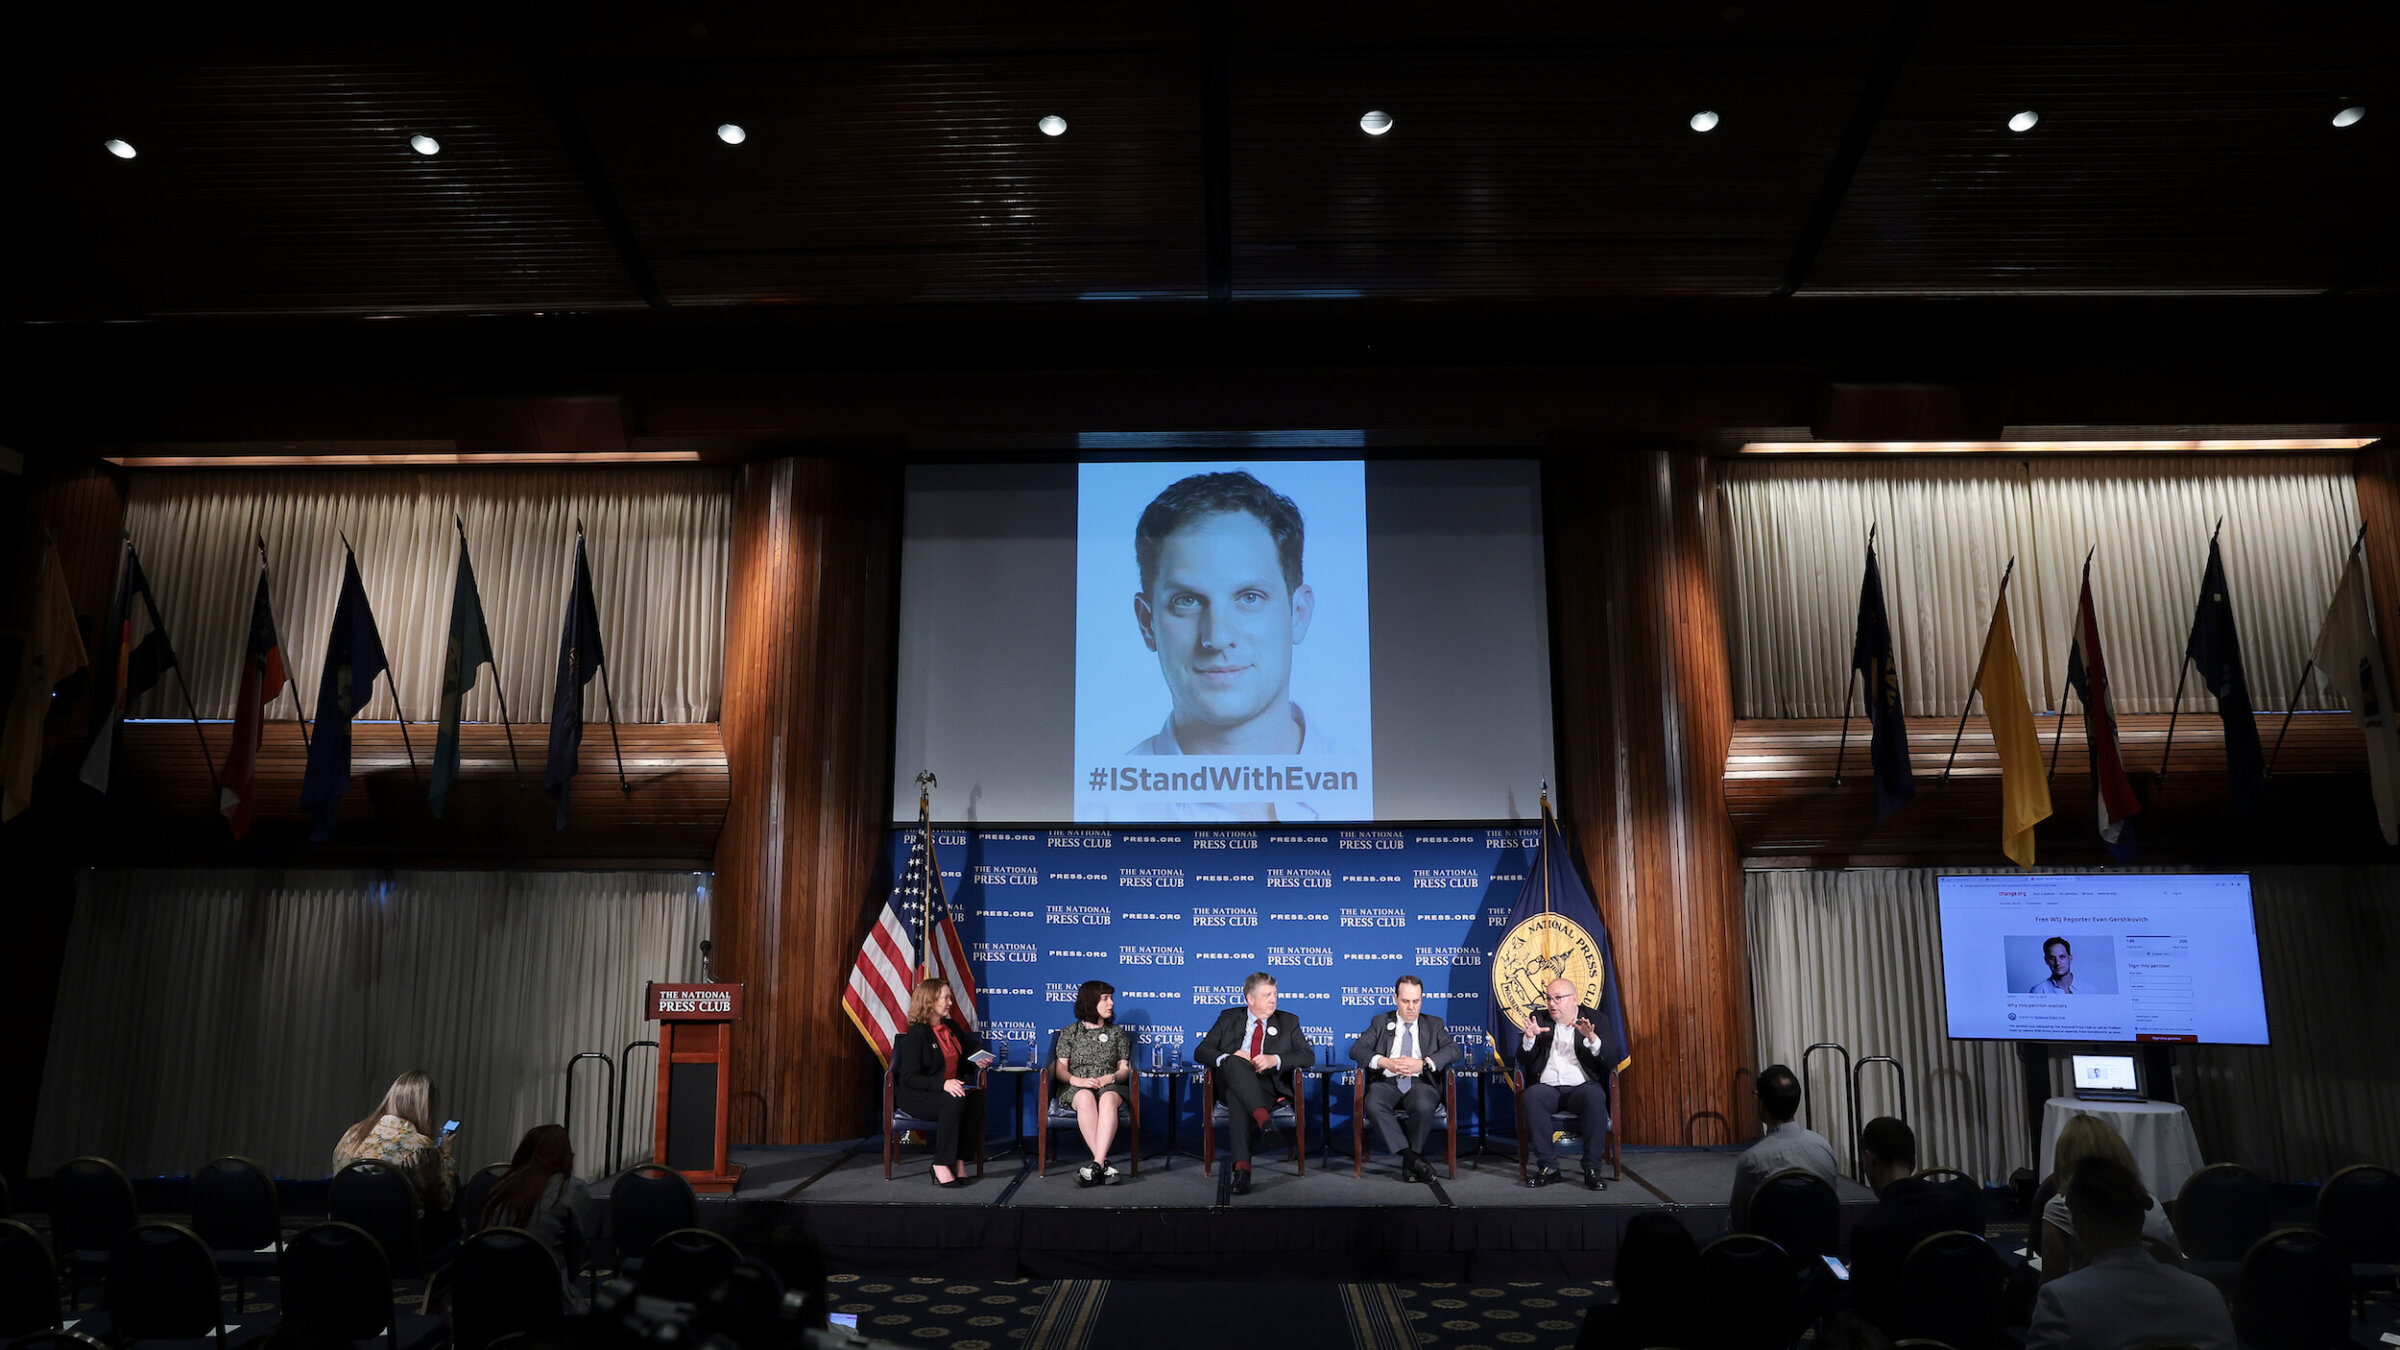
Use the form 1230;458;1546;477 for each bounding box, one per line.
2038;1097;2205;1198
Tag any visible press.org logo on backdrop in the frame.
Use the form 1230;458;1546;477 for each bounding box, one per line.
1340;907;1407;928
972;942;1039;964
973;865;1040;886
1118;945;1186;966
1193;906;1260;926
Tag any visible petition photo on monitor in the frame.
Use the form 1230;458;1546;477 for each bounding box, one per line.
1073;460;1372;822
2004;933;2118;996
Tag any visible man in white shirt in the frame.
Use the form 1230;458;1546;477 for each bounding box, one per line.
1509;977;1619;1189
1727;1064;1840;1227
2027;936;2078;994
2026;1155;2234;1350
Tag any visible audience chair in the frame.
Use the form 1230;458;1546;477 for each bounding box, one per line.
636;1229;741;1303
1746;1168;1841;1262
606;1165;698;1280
0;1218;64;1338
190;1157;282;1308
103;1221;254;1349
449;1228;564;1350
279;1222;443;1350
2315;1162;2400;1303
45;1157;137;1303
6;1331;110;1350
1035;1044;1143;1178
2173;1163;2270;1289
1915;1168;1987;1236
1349;1068;1456;1180
880;1059;991;1180
1;1172;10;1216
2233;1227;2351;1350
459;1163;512;1231
328;1161;425;1278
1509;1067;1623;1184
1896;1230;2009;1350
1697;1232;1800;1350
1198;1059;1309;1177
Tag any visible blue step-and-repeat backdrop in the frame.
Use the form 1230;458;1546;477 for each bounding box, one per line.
885;823;1551;1142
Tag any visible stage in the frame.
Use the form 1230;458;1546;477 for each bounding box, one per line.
600;1141;1885;1280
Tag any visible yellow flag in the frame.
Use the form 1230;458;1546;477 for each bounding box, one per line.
2;543;88;821
1977;588;2053;867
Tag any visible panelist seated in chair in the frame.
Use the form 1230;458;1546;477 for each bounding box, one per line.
893;977;988;1188
1512;978;1621;1190
1053;979;1134;1187
1196;971;1315;1195
1347;974;1458;1183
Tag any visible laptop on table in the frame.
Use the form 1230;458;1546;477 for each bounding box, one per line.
2070;1053;2145;1102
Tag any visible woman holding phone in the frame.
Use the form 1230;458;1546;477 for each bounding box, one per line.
333;1069;460;1235
892;978;989;1187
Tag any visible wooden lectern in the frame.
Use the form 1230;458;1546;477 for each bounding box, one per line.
645;981;746;1194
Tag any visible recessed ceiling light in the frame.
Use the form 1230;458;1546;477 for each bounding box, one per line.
1038;114;1068;137
1690;110;1721;133
2007;110;2039;133
104;138;136;159
2333;106;2365;128
716;123;747;144
409;134;441;155
1360;110;1394;136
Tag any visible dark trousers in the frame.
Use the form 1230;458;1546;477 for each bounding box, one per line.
1522;1079;1609;1164
1363;1079;1441;1156
894;1086;986;1168
1214;1062;1287;1163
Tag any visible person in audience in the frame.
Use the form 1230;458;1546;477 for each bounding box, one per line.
1195;971;1315;1195
477;1123;592;1311
2025;1156;2234;1350
1577;1211;1703;1350
893;976;988;1187
1845;1115;1983;1335
1053;979;1134;1187
2038;1114;2178;1280
1349;974;1459;1183
1727;1063;1839;1227
332;1069;458;1232
1511;977;1619;1190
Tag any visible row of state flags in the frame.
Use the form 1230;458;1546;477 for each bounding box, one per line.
3;525;616;839
1845;527;2400;865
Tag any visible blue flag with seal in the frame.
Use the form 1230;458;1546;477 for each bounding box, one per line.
300;547;392;842
1487;793;1631;1082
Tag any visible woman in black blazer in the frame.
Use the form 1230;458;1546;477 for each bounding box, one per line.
892;977;988;1187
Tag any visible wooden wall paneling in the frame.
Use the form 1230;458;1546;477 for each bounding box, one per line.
1548;449;1755;1147
713;457;899;1146
2355;445;2400;692
1727;712;2382;866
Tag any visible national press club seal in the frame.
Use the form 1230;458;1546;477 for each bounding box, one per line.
1492;909;1605;1025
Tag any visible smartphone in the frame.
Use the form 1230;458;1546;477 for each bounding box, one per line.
1821;1255;1850;1281
829;1314;859;1330
441;1119;461;1136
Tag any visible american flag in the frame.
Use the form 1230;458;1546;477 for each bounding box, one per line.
843;791;978;1063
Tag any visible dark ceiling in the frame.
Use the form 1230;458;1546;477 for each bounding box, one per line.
7;3;2396;322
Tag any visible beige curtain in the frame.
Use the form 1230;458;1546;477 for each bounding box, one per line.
32;868;709;1181
118;467;733;724
1717;456;2361;718
1747;865;2400;1184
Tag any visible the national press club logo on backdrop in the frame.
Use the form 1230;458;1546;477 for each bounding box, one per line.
1414;867;1480;890
1045;830;1114;850
1193;830;1259;851
1266;866;1333;890
1340;906;1407;928
1118;866;1186;889
972;863;1039;887
1415;943;1484;967
1338;829;1407;851
972;941;1039;965
1268;945;1335;968
1192;905;1260;926
1118;944;1186;966
1045;904;1112;926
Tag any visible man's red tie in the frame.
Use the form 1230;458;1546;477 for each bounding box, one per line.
1249;1019;1263;1057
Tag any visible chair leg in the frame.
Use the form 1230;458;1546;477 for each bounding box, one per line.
1353;1111;1363;1178
1037;1118;1048;1177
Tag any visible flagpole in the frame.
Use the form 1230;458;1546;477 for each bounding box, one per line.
1942;556;2016;781
2159;518;2223;781
138;536;223;802
916;769;939;976
345;533;420;783
259;537;310;752
459;517;522;777
2050;547;2096;783
578;520;633;796
2268;524;2366;778
1832;525;1875;788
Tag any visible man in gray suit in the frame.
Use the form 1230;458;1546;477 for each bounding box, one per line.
2026;1155;2234;1350
1347;975;1459;1183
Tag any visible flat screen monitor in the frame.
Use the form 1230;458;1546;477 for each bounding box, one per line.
2069;1054;2139;1094
1935;873;2270;1044
892;458;1557;823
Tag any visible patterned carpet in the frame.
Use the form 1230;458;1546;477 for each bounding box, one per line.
827;1272;1055;1348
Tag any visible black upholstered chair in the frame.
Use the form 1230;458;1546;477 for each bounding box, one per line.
459;1162;513;1231
279;1221;444;1350
637;1228;741;1303
190;1156;282;1307
103;1221;256;1349
2316;1162;2400;1304
1747;1168;1841;1262
1198;1057;1310;1177
1510;1067;1623;1184
1895;1230;2009;1350
450;1227;565;1350
2173;1163;2270;1288
881;1060;991;1181
0;1218;64;1338
1914;1168;1986;1236
1349;1067;1457;1180
2233;1227;2351;1350
328;1161;424;1277
1696;1232;1800;1350
606;1164;697;1279
1035;1032;1142;1179
45;1157;137;1303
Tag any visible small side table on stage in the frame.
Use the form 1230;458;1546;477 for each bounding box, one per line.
993;1063;1038;1158
1151;1065;1196;1168
1304;1067;1349;1167
2039;1097;2205;1199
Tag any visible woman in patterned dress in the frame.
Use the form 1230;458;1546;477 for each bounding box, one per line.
1053;980;1133;1186
332;1069;458;1237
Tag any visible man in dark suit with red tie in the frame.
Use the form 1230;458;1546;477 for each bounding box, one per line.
1195;971;1316;1195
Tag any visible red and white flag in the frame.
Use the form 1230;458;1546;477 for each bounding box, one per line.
843;795;977;1064
2064;557;2142;859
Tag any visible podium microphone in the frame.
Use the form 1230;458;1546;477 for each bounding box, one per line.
700;939;713;984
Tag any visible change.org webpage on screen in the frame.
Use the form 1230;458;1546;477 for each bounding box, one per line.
892;458;1556;824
